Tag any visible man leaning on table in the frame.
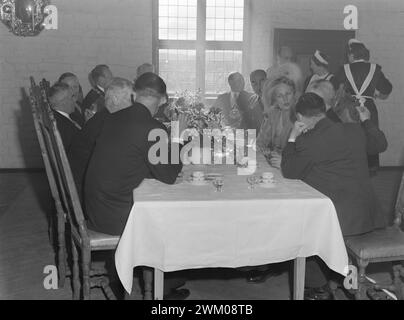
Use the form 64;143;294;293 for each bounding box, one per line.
281;92;388;300
84;72;190;300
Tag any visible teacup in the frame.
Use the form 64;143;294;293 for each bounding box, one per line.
261;172;274;184
192;171;205;182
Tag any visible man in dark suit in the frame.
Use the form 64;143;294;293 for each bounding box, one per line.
59;72;86;127
212;72;253;129
281;92;388;299
48;82;81;153
307;79;388;158
247;69;267;132
84;73;190;299
82;65;113;118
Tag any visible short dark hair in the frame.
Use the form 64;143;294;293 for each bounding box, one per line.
349;43;370;61
295;92;326;117
134;72;166;97
58;72;77;82
250;69;267;79
90;65;110;83
48;82;71;104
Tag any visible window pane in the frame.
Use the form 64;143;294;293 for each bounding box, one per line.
159;49;196;94
159;0;197;40
205;50;242;94
206;0;244;41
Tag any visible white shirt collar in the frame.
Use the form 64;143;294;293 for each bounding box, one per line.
97;85;105;93
55;110;71;119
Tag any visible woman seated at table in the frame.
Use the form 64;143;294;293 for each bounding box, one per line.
256;76;297;168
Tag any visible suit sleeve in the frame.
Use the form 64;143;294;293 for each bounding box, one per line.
68;112;107;192
361;120;388;155
375;65;393;96
331;66;342;88
144;123;183;185
281;140;315;179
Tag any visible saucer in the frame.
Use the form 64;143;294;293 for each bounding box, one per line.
187;178;210;186
258;181;276;188
205;173;224;181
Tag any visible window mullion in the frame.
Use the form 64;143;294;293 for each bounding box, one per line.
196;0;206;95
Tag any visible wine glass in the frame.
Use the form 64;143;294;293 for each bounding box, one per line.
247;175;260;190
212;177;224;192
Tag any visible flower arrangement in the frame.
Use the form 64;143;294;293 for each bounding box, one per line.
167;89;225;133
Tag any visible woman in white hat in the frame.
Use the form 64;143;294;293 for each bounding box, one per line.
303;50;334;92
334;39;393;173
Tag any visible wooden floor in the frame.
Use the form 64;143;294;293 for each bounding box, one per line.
0;169;402;300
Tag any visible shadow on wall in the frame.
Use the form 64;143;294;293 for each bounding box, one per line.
16;87;52;213
17;87;42;167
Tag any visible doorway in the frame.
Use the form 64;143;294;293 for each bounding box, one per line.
273;29;356;80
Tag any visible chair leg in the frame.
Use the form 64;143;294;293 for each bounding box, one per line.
143;267;153;300
100;277;117;300
328;279;340;300
82;249;91;300
355;260;369;300
71;239;81;300
57;217;66;288
392;264;404;300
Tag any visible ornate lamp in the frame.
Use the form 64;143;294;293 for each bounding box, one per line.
0;0;50;36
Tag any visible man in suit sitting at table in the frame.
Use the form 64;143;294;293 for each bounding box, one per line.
281;92;388;300
82;65;113;118
212;72;253;129
84;73;190;299
48;82;82;153
69;78;135;202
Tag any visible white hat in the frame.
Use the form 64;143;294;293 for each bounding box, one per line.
348;39;362;46
313;50;329;65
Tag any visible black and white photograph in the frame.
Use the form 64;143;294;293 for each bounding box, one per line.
0;0;404;306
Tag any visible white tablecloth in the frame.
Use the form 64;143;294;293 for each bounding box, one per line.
115;159;348;294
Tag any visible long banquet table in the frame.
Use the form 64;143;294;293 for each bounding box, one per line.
115;156;348;300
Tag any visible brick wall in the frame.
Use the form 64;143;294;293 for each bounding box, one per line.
0;0;153;168
249;0;404;166
0;0;403;167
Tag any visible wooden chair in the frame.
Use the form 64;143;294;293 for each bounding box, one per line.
31;77;154;300
344;172;404;299
33;78;120;300
29;77;69;288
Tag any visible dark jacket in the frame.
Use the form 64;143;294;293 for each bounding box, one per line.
82;88;105;113
69;108;110;201
53;111;81;153
84;103;183;235
70;104;86;128
326;109;388;155
281;117;387;236
213;91;253;129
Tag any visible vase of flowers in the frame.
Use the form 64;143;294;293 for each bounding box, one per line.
167;89;225;133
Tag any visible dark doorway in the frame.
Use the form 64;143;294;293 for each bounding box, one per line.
273;29;356;79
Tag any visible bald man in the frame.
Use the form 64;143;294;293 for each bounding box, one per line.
306;79;340;123
69;78;134;201
212;72;253;129
48;82;81;153
59;72;85;127
136;63;156;78
82;65;113;116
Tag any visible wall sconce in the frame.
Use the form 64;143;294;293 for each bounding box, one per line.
0;0;50;36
